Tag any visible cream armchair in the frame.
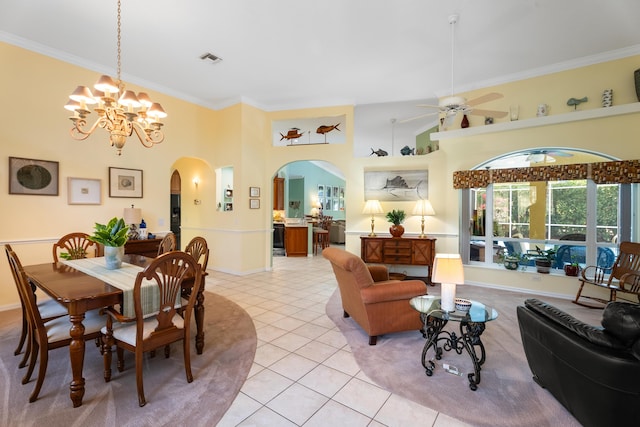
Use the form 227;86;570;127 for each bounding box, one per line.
323;247;427;345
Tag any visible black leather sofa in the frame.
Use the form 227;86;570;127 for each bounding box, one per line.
517;298;640;427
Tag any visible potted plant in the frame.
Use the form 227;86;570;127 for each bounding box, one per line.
386;209;406;238
564;255;580;276
525;246;556;274
88;217;129;269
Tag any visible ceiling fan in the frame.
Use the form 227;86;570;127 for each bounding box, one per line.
526;149;573;163
400;14;508;124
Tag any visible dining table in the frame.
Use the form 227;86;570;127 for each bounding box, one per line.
23;254;206;408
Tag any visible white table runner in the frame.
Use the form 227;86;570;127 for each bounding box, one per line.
61;257;158;317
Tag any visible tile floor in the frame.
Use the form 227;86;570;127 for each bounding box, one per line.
206;249;470;427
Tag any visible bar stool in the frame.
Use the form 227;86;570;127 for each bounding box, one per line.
313;228;329;255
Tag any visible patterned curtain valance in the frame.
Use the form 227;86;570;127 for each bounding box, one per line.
453;159;640;189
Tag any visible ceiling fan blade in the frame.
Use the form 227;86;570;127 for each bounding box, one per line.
468;108;509;118
398;111;438;124
466;92;504;107
415;104;441;109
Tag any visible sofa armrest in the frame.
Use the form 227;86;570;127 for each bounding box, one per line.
360;279;427;304
368;265;389;282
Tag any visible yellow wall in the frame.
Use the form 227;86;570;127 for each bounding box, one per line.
2;39;640;308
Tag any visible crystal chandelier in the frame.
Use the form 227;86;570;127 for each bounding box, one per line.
63;0;166;155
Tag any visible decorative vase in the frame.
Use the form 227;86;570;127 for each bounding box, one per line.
461;114;469;128
564;264;580;277
389;225;405;238
104;245;125;270
504;258;519;270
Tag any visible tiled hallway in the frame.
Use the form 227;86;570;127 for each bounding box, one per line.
208;251;469;427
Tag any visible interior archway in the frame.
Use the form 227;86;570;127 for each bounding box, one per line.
271;160;346;264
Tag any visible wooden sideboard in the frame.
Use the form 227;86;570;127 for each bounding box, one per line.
124;238;162;258
360;235;437;283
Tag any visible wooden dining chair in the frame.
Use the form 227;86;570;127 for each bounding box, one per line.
5;244;67;369
101;251;203;406
157;232;177;256
5;246;104;402
52;232;99;262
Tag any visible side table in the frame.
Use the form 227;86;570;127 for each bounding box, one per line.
409;296;498;390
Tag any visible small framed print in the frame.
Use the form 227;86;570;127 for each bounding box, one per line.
109;167;143;198
250;199;260;209
250;186;260;197
68;178;101;205
9;157;59;196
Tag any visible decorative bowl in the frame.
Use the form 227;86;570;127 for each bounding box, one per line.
455;298;472;312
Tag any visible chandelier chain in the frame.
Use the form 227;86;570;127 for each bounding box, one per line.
116;0;122;88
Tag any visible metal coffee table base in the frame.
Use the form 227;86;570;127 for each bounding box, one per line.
420;313;487;391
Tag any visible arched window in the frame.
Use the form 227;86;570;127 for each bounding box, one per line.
457;148;639;272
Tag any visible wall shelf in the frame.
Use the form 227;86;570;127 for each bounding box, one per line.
431;102;640;141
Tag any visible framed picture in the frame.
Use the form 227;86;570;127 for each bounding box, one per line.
250;186;260;197
364;169;429;201
9;157;59;196
250;198;260;209
68;178;101;205
109;167;143;198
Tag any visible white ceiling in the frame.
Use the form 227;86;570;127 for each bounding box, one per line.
2;0;640;113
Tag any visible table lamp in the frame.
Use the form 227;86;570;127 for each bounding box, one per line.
412;199;435;238
123;205;142;240
362;200;383;236
433;253;464;312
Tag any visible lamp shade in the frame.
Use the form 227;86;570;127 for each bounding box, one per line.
362;200;383;215
123;206;142;226
413;199;436;216
433;253;464;285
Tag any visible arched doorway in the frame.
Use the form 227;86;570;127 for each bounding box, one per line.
271;160;346;259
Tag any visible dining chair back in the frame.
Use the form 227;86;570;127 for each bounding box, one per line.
52;232;99;262
5;244;67;368
157;232;177;256
101;250;203;406
185;236;209;271
5;245;104;402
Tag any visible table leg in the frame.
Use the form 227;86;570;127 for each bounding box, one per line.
419;314;447;376
460;321;487;391
194;281;205;355
68;313;86;407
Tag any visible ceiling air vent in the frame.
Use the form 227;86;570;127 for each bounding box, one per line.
200;52;222;64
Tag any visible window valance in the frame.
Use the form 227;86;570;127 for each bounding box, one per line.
453;160;640;189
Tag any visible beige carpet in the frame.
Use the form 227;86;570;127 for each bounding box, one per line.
326;284;603;427
0;291;256;426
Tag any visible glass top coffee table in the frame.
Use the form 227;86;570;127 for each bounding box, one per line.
410;295;498;390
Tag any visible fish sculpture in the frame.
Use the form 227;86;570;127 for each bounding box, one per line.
567;96;588;110
280;128;305;141
370;148;388;157
316;123;340;134
400;145;415;156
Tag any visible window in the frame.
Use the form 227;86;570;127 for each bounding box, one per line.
459;149;638;272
